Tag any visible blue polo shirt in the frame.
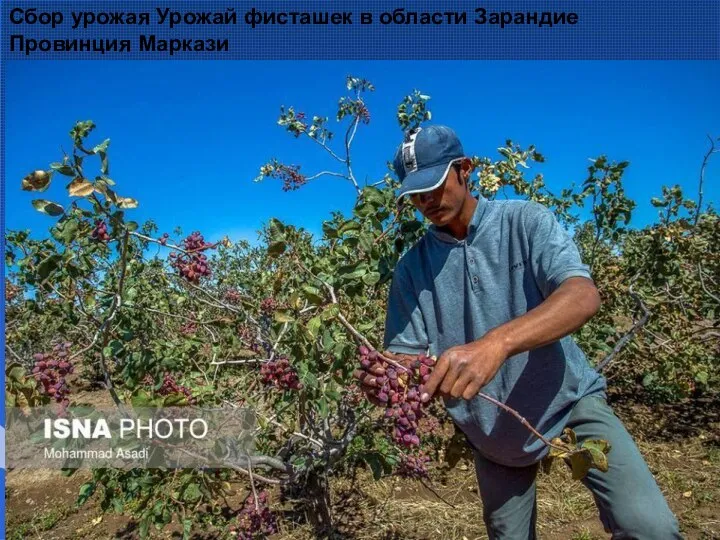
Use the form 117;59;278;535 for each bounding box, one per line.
383;196;606;467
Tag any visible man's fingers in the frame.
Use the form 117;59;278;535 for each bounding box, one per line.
382;350;417;368
420;355;450;402
353;369;379;388
439;361;465;395
462;378;485;401
367;364;386;377
449;372;474;399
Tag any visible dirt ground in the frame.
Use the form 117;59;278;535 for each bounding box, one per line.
6;395;720;540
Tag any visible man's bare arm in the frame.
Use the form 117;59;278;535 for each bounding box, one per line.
421;277;601;401
489;276;601;357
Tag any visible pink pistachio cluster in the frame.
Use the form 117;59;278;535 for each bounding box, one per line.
169;232;214;284
231;490;278;539
91;220;110;242
224;288;243;304
32;342;74;408
358;346;436;448
260;356;302;391
398;452;430;479
147;373;195;404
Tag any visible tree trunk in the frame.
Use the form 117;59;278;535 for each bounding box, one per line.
305;472;333;536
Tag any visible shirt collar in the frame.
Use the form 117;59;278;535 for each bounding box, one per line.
428;195;489;244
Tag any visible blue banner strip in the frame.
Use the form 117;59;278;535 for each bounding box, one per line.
1;1;718;60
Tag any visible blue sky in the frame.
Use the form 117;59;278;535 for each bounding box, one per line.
5;61;719;246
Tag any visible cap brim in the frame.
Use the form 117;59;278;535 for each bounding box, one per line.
397;161;455;201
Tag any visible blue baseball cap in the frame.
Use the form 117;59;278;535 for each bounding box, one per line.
393;125;465;200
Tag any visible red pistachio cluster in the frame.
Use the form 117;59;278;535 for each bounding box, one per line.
358;346;436;448
169;232;214;284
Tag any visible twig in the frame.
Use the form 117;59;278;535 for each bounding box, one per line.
596;274;650;372
305;171;349;182
373;211;403;246
344;116;362;195
210;358;267;366
369;177;390;188
221;397;325;450
419;478;457;509
70;230;132;409
129;231;191;255
698;263;720;304
472;391;566;452
269;322;290;361
5;343;23;363
293;257;410;373
309;138;346;164
247;455;260;511
165;274;242;314
173;447;284;484
694;134;719;227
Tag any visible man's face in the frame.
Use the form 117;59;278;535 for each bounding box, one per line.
408;162;469;226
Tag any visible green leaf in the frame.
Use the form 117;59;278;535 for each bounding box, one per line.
183;482;202;503
274;310;295;323
131;390;153;407
563;427;578;445
338;263;368;281
322;330;336;352
37;254;62;280
321;304;340;321
117;197;139;209
7;364;26;383
139;518;150;539
77;482;96;505
52;218;80;244
93;138;110;154
267;241;287;256
362;272;381;286
400;220;423;234
581;439;611;455
338;220;361;235
32;199;65;217
696;371;709;385
50;163;76;176
364;454;384;480
586;447;609;473
322;222;338;238
301;284;324;305
303;371;318;389
307;316;322;339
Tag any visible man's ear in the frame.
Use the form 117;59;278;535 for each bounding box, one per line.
460;157;473;185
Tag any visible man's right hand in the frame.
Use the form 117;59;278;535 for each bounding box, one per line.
352;350;417;407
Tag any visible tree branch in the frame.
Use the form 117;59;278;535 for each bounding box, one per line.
698;263;720;304
304;132;346;164
305;171;349;182
5;343;23;363
596;274;650;373
694;134;719;228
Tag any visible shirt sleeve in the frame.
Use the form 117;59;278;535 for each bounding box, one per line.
382;263;429;355
523;202;593;298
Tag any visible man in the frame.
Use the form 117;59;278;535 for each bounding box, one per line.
355;125;682;539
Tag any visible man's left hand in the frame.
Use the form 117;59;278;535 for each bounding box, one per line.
420;335;508;402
